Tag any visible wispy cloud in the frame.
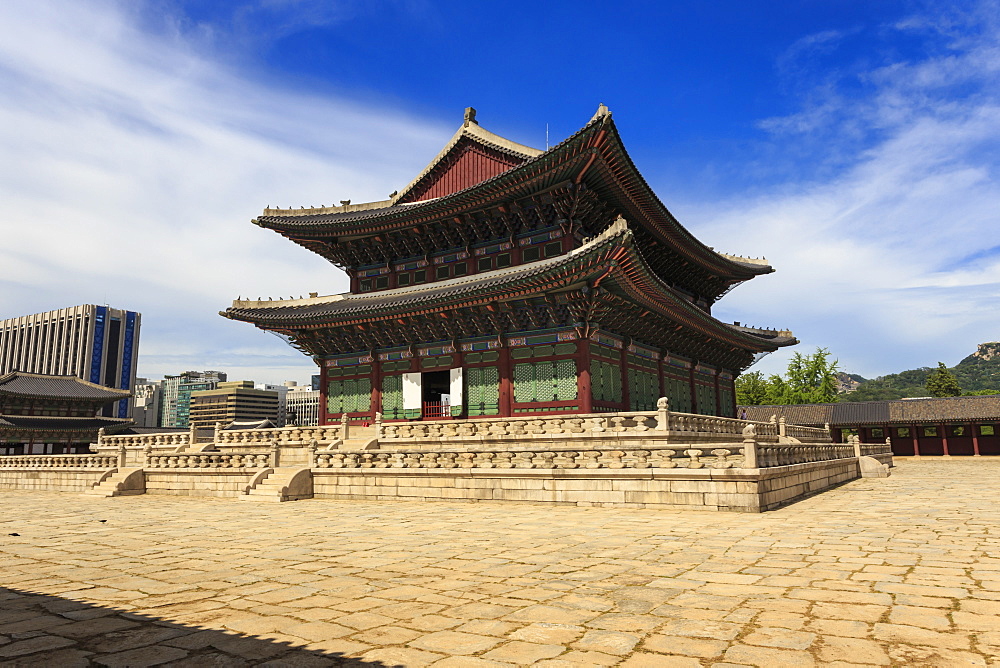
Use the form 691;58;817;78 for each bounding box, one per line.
701;2;1000;377
0;0;446;383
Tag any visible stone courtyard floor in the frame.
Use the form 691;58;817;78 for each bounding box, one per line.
0;460;998;667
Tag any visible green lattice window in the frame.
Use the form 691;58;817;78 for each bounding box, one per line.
590;359;622;403
664;375;692;413
719;388;734;418
381;375;403;419
695;384;717;416
628;368;659;411
327;377;371;415
514;360;577;403
466;366;500;416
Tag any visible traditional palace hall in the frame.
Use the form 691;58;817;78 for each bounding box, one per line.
225;106;796;424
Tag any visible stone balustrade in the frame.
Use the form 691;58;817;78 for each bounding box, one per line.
378;409;780;444
756;443;855;467
100;432;190;448
144;452;271;469
316;445;748;470
0;454;118;469
860;442;893;456
214;425;340;446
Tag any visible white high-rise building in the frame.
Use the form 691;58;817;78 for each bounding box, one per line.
285;382;320;426
0;305;141;418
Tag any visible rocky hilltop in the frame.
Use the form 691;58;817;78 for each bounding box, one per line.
843;342;1000;401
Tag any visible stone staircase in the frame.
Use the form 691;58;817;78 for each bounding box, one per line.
240;467;313;502
84;468;145;497
338;425;378;450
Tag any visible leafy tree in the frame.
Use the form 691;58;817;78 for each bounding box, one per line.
735;371;771;405
768;348;840;405
736;348;839;406
964;389;1000;396
925;362;962;397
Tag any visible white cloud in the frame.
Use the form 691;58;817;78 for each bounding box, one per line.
0;0;446;384
700;6;1000;378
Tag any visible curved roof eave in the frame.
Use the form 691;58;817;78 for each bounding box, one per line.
222;222;790;355
253;108;772;284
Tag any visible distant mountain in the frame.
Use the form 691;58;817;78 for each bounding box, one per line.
842;342;1000;402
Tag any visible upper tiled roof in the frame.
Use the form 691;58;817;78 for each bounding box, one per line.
253;106;774;286
740;404;834;426
0;372;131;401
889;395;1000;422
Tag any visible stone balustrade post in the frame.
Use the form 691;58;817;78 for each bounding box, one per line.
97;427;106;447
269;441;279;468
143;444;152;467
307;439;318;468
188;423;197;445
778;416;787;438
852;434;862;458
655;397;670;431
742;423;758;468
341;413;350;440
214;421;223;443
374;411;383;439
117;442;126;468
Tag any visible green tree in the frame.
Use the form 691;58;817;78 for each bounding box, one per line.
925;362;962;397
964;389;1000;396
767;348;840;405
735;371;772;405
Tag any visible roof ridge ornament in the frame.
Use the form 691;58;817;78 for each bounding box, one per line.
464;107;478;127
590;103;611;122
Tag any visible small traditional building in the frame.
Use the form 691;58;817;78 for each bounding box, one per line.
0;371;132;454
224;107;796;424
741;396;1000;456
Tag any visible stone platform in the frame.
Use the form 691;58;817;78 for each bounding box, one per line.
0;459;997;666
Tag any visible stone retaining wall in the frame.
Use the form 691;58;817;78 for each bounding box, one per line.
0;468;110;493
311;458;865;512
144;470;260;497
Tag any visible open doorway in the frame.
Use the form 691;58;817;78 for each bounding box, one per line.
422;370;451;418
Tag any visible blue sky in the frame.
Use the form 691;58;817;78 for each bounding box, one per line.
1;0;998;384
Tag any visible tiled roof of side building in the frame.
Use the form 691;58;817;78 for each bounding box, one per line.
888;395;1000;423
739;404;836;427
0;416;131;430
0;372;132;401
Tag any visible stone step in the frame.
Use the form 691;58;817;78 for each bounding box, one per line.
84;468;145;497
240;467;313;502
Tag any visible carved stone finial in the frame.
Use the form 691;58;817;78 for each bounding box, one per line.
340;199;351;206
656;397;669;410
770;414;777;424
464;106;478;126
742;422;756;438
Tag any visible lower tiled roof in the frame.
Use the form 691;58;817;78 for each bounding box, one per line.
0;372;131;401
740;395;1000;426
0;415;130;431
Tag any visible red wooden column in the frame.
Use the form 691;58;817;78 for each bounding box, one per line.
370;355;382;421
912;425;920;457
620;346;630;411
499;344;513;417
577;338;593;414
689;364;698;414
714;370;722;417
940;423;950;457
318;364;329;425
972;421;981;456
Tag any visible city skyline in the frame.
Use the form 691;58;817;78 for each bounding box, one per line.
1;1;998;384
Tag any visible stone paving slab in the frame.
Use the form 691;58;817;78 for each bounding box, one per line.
0;459;998;666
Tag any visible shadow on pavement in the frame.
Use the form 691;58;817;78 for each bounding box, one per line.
0;586;391;667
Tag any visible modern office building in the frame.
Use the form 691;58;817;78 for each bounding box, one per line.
131;377;163;428
285;382;320;426
188;381;280;430
0;305;140;419
160;370;227;427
